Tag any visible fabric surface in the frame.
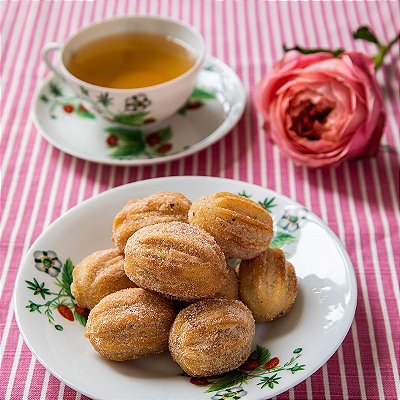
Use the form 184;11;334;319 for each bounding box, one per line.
1;1;399;399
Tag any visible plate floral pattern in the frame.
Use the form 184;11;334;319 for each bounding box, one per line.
238;191;307;257
26;252;89;331
186;346;305;398
39;82;216;159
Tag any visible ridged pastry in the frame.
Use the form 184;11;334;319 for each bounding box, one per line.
85;288;176;361
124;222;228;301
169;299;255;377
188;192;273;259
112;192;191;251
71;248;136;310
174;269;238;310
215;268;239;300
239;248;298;322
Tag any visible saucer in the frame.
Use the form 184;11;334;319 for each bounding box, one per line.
32;56;246;166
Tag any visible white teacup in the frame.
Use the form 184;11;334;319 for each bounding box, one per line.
43;15;206;126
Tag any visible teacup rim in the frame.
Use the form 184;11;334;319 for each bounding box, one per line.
56;14;206;93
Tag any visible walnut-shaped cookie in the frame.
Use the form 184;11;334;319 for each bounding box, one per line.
239;248;298;322
188;192;273;259
71;248;136;310
85;288;176;361
112;192;191;251
124;222;228;301
169;299;255;376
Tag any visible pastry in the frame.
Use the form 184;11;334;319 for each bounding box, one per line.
239;248;298;322
188;192;273;259
169;299;255;376
124;222;228;301
112;192;191;251
85;288;176;361
71;248;136;310
174;268;239;309
215;268;239;300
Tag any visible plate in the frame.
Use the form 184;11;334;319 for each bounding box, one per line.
32;57;246;166
14;177;357;400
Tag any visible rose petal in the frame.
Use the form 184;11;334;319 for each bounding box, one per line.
276;51;334;72
254;51;386;167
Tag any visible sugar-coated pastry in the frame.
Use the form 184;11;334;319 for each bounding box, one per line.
215;268;239;300
171;268;238;309
112;192;191;251
71;248;136;310
124;222;228;301
85;288;176;361
239;248;298;322
188;192;273;259
169;299;255;377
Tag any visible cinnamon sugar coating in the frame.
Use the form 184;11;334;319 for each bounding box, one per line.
169;299;255;377
71;248;136;310
215;268;239;300
124;222;228;301
112;192;191;251
188;192;273;259
85;288;176;361
239;248;298;322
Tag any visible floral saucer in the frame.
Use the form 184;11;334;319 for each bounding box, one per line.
14;177;357;400
32;57;246;166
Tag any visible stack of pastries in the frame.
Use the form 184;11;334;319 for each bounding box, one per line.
71;191;298;377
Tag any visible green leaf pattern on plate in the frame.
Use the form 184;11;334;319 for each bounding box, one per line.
270;231;296;249
187;346;305;397
112;111;149;126
105;125;175;159
25;252;88;331
39;76;216;159
258;196;277;212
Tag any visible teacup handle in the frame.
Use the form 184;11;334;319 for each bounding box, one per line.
43;42;64;78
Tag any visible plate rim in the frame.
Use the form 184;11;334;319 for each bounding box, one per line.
13;176;358;400
31;56;247;166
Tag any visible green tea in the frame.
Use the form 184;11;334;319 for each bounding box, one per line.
66;32;196;89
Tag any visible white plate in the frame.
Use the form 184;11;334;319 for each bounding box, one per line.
32;57;246;166
14;177;357;400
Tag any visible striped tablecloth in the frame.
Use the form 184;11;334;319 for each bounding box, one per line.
1;1;399;399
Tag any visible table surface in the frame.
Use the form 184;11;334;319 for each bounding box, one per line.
1;1;399;399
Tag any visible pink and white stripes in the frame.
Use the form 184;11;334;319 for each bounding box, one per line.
1;1;399;399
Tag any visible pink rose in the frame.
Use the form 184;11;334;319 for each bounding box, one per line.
255;51;386;167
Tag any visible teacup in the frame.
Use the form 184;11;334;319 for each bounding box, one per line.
43;15;206;126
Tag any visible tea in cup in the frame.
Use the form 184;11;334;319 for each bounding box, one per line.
43;15;206;126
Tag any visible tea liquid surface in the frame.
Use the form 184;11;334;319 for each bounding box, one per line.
66;32;196;89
